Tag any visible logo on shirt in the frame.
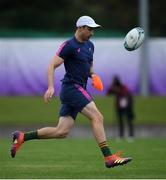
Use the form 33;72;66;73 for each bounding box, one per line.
77;48;80;53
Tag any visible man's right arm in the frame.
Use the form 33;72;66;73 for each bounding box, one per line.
44;55;64;103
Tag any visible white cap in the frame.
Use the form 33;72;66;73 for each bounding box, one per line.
76;16;101;28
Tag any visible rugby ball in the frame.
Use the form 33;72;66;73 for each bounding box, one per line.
124;27;145;51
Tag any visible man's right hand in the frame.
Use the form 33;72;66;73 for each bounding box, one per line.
44;87;55;103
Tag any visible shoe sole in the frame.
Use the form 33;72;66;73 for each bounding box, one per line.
10;131;20;158
10;146;16;158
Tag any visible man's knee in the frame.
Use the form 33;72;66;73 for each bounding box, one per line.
91;113;104;124
56;116;74;138
56;129;70;138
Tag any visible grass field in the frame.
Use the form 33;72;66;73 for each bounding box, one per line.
0;138;166;178
0;96;166;125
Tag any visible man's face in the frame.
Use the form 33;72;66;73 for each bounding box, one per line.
79;26;94;41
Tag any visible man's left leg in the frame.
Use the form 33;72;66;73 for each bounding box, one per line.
81;101;132;168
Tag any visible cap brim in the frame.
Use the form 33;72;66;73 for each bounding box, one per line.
87;23;101;28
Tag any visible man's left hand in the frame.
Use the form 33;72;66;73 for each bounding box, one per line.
92;74;103;91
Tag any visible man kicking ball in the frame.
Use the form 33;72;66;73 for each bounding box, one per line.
10;15;132;168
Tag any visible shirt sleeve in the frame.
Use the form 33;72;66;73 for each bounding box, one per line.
56;41;72;61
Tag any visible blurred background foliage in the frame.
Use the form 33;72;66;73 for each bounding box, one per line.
0;0;165;37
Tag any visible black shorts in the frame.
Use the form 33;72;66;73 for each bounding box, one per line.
59;83;93;120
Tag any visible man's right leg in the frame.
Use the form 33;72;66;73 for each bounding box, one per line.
10;116;74;158
37;116;74;139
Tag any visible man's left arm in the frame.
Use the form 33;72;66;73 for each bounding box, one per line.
89;64;95;78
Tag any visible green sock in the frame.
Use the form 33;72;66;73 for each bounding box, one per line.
24;131;39;141
99;141;112;157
